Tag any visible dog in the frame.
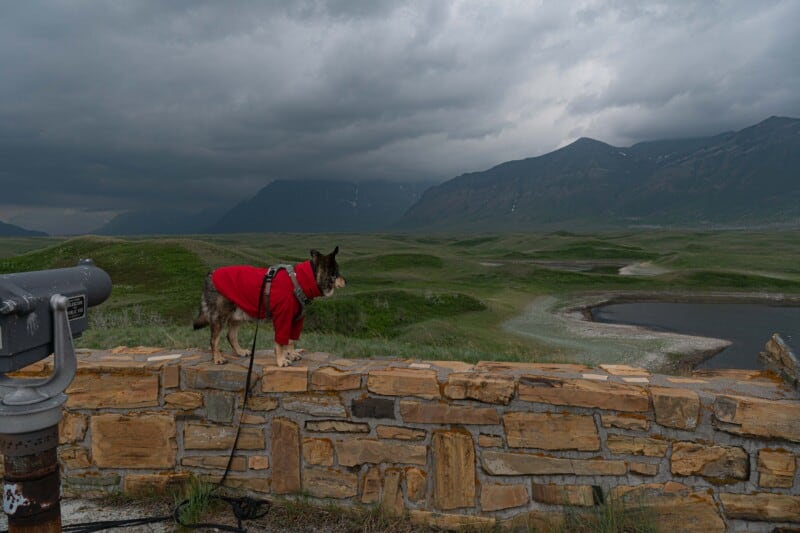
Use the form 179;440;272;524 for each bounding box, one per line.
193;247;345;366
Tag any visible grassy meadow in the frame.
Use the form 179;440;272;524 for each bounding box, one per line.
1;230;799;366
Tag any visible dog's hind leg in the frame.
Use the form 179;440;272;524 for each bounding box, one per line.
227;321;250;357
211;322;226;364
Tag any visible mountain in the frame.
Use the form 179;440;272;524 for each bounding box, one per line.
210;180;434;233
398;116;800;230
94;207;229;235
0;220;47;237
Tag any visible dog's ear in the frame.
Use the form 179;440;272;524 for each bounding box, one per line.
331;246;339;256
310;249;321;264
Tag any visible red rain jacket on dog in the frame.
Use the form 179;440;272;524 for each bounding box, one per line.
211;261;321;345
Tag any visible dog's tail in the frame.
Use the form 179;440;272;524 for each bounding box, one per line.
193;272;213;330
193;311;209;330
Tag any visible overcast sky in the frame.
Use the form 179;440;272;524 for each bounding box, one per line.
1;1;799;234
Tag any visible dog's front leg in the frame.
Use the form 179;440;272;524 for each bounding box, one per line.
274;342;290;367
287;340;303;361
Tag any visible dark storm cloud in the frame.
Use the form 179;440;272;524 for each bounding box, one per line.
1;1;798;233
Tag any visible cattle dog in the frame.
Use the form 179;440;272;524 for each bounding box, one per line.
193;247;345;366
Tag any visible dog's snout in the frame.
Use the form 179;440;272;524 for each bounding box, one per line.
335;276;346;289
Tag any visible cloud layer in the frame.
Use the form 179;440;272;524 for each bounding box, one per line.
1;1;798;233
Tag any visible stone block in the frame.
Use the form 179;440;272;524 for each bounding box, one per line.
305;420;370;433
59;412;88;444
206;392;235;423
246;396;279;411
629;462;659;476
376;425;426;440
671;442;749;482
91;414;176;469
351;397;395;419
606;434;668;457
432;430;475;510
261;365;307;392
651;386;700;430
443;372;516;404
67;372;159;408
249;456;270;470
272;417;301;494
162;364;180;388
503;411;599;451
600;413;649;431
482;451;626;476
303;438;334;466
182;455;246;471
400;400;500;425
518;376;650;412
283;393;346;417
405;467;427;502
611;483;725;532
531;483;596;506
241;414;266;424
758;448;796;488
165;391;203;410
184;423;265;450
185;362;255;391
721;493;800;523
62;472;121;498
481;483;529;512
361;466;381;504
714;395;800;443
59;446;92;470
123;472;191;496
335;438;426;466
311;367;362;390
207;475;271;494
381;468;404;515
304;467;358;499
478;434;504;448
410;510;495;530
368;368;440;399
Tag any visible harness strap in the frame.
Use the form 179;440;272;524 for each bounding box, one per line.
263;264;312;320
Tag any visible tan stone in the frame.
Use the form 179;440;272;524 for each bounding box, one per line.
368;368;440;399
432;430;475;510
246;396;279;411
361;466;381;504
335;438;426;466
262;366;308;392
311;366;362;390
241;413;266;424
482;451;626;476
758;448;796;488
181;455;246;471
612;483;725;532
184;362;256;391
162;364;180;388
410;510;495;530
91;414;176;469
165;391;203;410
184;423;264;450
721;493;800;522
405;467;427;502
67;372;159;408
303;438;334;466
600;413;650;431
651;386;700;430
599;364;649;376
399;400;499;425
504;412;599;451
476;361;589;373
272;418;300;494
304;467;358;499
443;372;516;404
478;434;504;448
59;446;92;470
606;434;668;457
532;484;596;506
629;462;659;476
671;442;749;482
376;425;426;440
518;376;650;412
481;483;529;511
305;420;370;433
123;472;190;496
206;475;270;494
283;394;346;417
715;395;800;443
381;469;404;515
248;456;270;470
60;412;88;444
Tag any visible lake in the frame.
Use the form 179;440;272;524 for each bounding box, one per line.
591;302;800;369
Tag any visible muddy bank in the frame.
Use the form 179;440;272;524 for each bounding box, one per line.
504;291;800;373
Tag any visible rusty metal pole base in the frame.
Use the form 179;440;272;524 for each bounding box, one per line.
1;425;62;533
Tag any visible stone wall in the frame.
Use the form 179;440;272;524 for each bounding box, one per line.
4;347;800;531
761;333;799;391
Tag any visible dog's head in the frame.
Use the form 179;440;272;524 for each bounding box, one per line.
311;246;346;297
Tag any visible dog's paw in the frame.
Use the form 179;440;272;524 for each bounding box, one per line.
236;349;251;358
213;357;227;365
288;351;302;361
277;358;290;367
